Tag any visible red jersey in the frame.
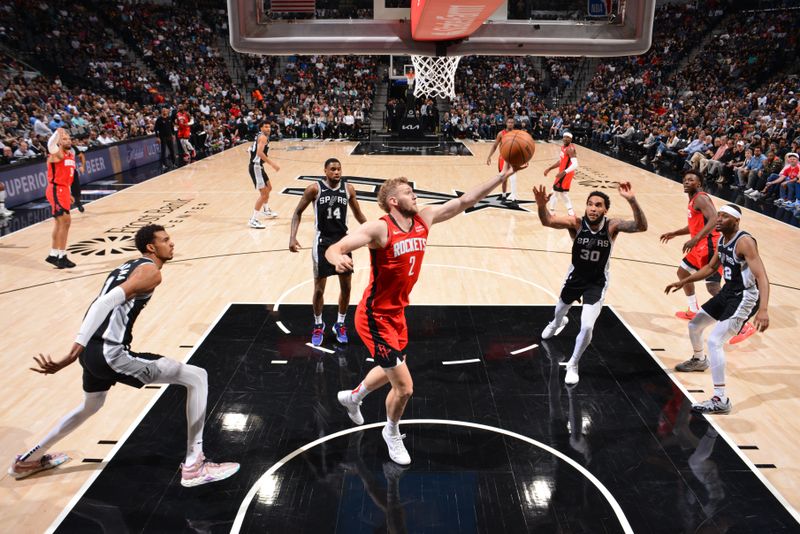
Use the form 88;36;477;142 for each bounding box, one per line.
177;112;191;139
359;214;429;316
687;192;720;240
47;151;76;186
553;144;575;192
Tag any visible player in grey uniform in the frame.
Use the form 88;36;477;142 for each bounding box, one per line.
666;204;770;414
533;182;648;385
248;121;280;229
289;158;367;345
9;225;239;486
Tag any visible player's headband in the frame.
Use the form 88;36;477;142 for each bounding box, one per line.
563;132;573;139
719;205;741;219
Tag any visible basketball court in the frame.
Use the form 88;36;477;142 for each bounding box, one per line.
2;0;800;532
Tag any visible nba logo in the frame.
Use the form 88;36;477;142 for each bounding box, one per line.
587;0;612;17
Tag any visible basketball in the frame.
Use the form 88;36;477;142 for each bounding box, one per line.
500;130;536;169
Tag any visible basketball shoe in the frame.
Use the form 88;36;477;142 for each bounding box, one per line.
248;218;265;229
311;322;325;346
675;309;697;320
729;322;755;345
564;363;579;385
691;396;731;415
675;356;709;372
337;390;364;425
382;426;411;465
332;322;348;343
180;453;240;487
8;452;70;479
542;316;569;339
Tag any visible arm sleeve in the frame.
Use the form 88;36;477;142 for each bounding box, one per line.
564;157;579;174
48;132;60;155
75;286;128;346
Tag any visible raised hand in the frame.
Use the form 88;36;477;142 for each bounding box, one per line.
618;181;635;200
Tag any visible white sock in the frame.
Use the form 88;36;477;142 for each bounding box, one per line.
687;294;699;312
57;250;66;258
337;312;346;323
185;441;203;466
509;173;518;199
50;248;58;257
713;385;726;401
561;192;575;216
252;210;260;220
547;192;557;213
351;381;369;402
386;417;399;436
314;314;323;324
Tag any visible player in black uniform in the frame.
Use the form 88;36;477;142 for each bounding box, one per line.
289;158;367;345
533;182;648;385
666;204;770;414
248;121;280;229
9;225;239;486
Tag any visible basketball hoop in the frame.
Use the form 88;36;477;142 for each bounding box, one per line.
410;55;461;100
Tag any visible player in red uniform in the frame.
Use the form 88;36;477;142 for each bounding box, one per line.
328;165;516;465
661;171;755;346
176;106;195;163
660;170;721;320
485;117;519;205
45;128;77;269
543;131;578;216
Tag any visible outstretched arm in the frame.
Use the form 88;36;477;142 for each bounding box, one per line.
31;264;162;375
532;184;580;230
609;182;647;235
738;236;770;332
325;219;389;273
665;254;720;294
419;165;515;226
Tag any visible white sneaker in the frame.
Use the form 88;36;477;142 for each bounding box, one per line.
542;316;569;339
382;425;411;465
337;390;364;425
744;188;753;194
565;363;579;385
0;206;13;217
262;207;278;218
248;218;265;229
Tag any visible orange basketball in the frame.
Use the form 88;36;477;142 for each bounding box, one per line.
500;130;536;170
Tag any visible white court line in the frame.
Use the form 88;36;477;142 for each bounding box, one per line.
275;321;290;334
271;360;288;365
305;343;335;354
47;303;234;534
607;305;800;524
442;358;481;365
229;419;633;534
510;343;539;355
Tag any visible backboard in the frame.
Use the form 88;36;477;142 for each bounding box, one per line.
228;0;656;57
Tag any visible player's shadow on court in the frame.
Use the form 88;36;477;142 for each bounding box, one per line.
732;366;800;413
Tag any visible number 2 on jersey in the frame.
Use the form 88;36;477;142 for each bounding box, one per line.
408;256;416;276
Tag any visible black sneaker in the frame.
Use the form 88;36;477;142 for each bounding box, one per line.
57;255;76;269
77;203;85;213
45;255;59;266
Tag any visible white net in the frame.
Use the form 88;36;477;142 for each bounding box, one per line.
410;55;462;100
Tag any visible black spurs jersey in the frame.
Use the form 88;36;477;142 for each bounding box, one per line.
249;132;268;165
89;258;154;346
569;217;613;282
718;231;758;295
314;179;350;241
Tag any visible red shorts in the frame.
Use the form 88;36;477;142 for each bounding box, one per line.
553;173;574;192
45;182;71;217
681;237;722;281
498;157;505;173
355;305;407;368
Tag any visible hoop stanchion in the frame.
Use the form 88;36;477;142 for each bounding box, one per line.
410;55;461;100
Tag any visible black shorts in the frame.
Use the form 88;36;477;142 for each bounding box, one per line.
313;238;351;279
79;341;164;393
249;163;269;189
559;275;607;305
701;288;759;327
